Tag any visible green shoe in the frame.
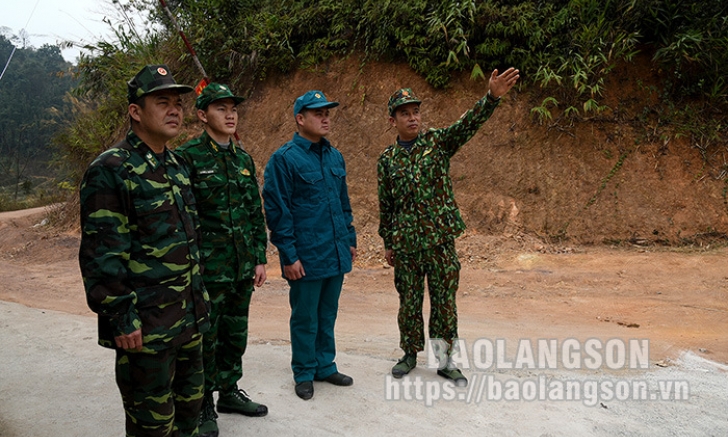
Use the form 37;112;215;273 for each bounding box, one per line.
217;387;268;417
198;394;219;437
391;353;417;378
437;367;468;387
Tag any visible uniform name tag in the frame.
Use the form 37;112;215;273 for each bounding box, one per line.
199;169;215;175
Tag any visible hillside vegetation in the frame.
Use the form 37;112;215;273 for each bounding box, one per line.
53;0;728;248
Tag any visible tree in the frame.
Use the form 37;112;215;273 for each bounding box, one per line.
0;34;76;201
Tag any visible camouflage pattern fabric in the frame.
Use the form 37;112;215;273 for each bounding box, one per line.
195;82;244;109
79;130;210;352
394;240;460;354
116;335;204;437
126;64;194;104
377;95;500;254
176;131;267;394
175;131;267;284
387;87;421;115
378;94;500;355
200;277;254;392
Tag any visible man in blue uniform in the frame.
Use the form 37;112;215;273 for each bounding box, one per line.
263;90;357;400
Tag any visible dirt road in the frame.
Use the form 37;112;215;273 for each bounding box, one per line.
1;206;727;436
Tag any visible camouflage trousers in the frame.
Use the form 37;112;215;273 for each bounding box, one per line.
203;280;254;394
115;335;204;437
394;240;460;355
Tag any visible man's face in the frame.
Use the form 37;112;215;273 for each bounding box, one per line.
296;107;331;141
390;102;421;141
130;89;184;145
198;98;238;139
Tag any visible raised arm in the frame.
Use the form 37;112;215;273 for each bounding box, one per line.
488;67;520;99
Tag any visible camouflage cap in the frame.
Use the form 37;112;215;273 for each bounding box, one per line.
195;82;245;109
388;88;421;115
293;90;339;116
127;64;194;104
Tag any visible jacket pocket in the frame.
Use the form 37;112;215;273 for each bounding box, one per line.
194;170;226;204
330;167;346;179
297;171;324;203
133;201;177;245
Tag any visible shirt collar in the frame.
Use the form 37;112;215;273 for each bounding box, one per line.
201;130;236;155
293;132;331;152
127;130;181;170
396;135;419;149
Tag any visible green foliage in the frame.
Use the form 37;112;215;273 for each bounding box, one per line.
635;0;728;102
0;34;76;205
56;4;171;182
510;0;640;119
57;0;728;192
0;175;70;212
109;0;726;117
530;97;559;124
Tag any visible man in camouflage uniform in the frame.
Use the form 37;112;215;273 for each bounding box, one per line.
79;64;210;437
377;68;520;386
175;83;268;437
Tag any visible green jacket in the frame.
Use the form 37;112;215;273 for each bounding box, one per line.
176;131;267;283
377;95;500;254
79;130;210;351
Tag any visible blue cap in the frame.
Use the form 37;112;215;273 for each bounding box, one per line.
293;90;339;116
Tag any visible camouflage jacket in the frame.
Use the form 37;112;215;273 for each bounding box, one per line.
377;95;500;254
79;130;210;351
175;131;267;283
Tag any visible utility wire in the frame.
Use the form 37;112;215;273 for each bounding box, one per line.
23;0;43;30
0;0;42;83
0;46;18;83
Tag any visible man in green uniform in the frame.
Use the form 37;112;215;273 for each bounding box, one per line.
79;64;210;437
176;83;268;437
377;68;520;386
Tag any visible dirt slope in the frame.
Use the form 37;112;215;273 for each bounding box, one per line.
228;55;728;259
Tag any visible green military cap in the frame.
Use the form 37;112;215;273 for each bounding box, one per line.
195;82;245;109
387;88;421;116
127;64;194;104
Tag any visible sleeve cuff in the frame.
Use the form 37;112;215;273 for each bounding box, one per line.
111;309;142;337
486;91;501;103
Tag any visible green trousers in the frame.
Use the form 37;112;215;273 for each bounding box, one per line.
394;240;460;355
203;280;254;394
115;335;204;437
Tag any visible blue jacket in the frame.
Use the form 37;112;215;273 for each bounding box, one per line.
263;133;357;281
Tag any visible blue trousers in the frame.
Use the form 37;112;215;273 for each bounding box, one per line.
288;274;344;383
